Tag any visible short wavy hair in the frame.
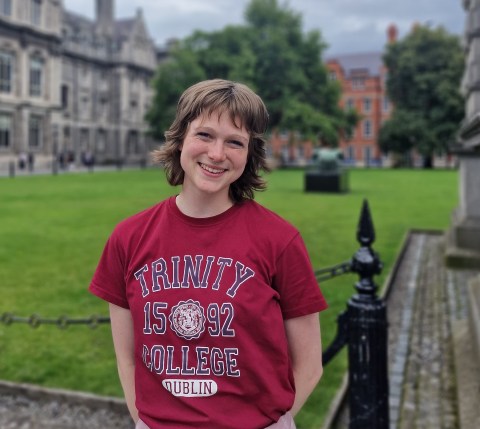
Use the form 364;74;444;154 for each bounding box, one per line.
151;79;270;202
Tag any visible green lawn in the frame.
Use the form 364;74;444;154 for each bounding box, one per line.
0;168;458;428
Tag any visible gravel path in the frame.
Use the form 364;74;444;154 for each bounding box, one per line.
0;381;132;429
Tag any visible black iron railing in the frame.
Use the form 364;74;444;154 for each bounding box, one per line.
318;200;389;429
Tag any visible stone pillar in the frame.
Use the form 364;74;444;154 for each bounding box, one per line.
446;0;480;268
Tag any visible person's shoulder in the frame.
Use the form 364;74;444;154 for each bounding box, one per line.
241;200;299;234
111;198;170;239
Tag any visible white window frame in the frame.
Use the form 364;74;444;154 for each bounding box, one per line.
352;78;365;90
0;0;12;16
0;112;12;148
31;0;42;26
28;115;42;149
363;97;372;113
29;56;43;97
363;119;373;139
0;50;13;93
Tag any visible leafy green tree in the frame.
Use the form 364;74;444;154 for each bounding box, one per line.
146;0;356;146
379;25;464;167
244;0;357;145
146;47;206;140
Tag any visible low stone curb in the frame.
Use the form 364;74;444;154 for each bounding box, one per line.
0;380;132;429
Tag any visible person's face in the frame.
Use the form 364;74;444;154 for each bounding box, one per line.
180;110;250;200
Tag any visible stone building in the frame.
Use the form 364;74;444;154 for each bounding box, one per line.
0;0;158;169
446;0;480;268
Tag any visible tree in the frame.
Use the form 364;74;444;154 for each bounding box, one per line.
146;47;206;141
379;25;464;167
146;0;356;146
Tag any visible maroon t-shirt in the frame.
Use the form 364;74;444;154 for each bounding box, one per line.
90;196;327;429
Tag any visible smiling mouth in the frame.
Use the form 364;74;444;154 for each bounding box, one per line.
199;163;227;174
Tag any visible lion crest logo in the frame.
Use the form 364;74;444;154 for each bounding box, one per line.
169;300;205;340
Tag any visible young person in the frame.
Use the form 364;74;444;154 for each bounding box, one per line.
89;79;328;429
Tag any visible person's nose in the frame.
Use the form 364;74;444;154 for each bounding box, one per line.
208;140;226;162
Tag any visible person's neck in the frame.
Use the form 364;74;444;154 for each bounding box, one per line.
175;191;234;218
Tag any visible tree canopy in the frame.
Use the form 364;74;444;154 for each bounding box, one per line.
379;25;465;166
146;0;356;146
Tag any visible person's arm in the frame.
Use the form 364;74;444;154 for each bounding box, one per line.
284;312;323;416
109;303;138;422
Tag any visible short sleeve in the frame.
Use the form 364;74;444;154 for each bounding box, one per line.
273;233;328;319
89;232;129;309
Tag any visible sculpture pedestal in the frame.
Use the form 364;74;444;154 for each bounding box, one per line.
304;170;349;193
446;152;480;268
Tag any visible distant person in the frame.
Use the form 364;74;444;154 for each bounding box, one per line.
27;152;34;172
67;151;75;170
58;152;66;170
82;150;94;169
89;79;327;429
18;152;27;170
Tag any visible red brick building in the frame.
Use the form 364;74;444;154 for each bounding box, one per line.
325;25;398;167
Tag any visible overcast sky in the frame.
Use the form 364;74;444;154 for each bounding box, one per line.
64;0;466;56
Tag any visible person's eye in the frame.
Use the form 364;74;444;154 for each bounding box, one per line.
228;140;245;148
196;132;211;140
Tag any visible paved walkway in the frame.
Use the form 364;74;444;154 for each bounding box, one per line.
387;232;472;429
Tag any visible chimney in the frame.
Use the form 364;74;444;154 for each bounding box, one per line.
387;24;398;43
96;0;115;37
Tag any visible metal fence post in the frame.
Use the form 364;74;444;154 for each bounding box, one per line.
347;199;389;429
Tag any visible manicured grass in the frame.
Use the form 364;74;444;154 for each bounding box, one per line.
0;168;458;428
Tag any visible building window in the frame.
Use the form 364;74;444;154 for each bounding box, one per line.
383;97;390;112
96;129;106;152
0;113;12;148
81;95;90;119
364;146;372;164
363;119;372;139
61;85;69;109
363;97;372;113
352;78;365;90
0;51;13;93
31;0;42;26
328;71;337;81
346;145;355;161
99;96;108;118
28;115;42;148
0;0;11;16
80;128;89;151
127;131;139;154
130;99;138;121
29;56;43;97
345;98;354;110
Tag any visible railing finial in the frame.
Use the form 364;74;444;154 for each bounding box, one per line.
356;199;375;247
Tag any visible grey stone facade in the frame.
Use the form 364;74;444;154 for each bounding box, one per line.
0;0;159;168
445;0;480;268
